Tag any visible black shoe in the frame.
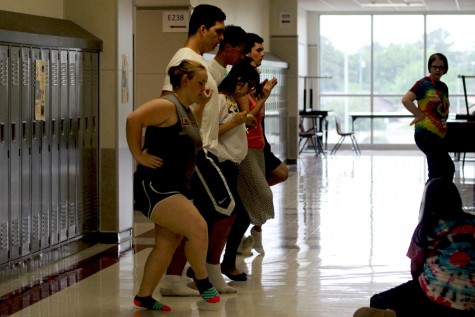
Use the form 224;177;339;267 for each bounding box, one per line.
221;267;247;281
186;267;195;280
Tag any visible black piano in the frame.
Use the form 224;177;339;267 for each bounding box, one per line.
446;119;475;166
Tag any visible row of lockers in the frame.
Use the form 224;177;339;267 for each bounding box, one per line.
0;44;100;266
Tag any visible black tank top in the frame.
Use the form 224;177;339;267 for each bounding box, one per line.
136;94;202;192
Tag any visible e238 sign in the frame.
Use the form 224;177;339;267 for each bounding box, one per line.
163;11;189;33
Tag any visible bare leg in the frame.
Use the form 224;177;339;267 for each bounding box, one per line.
166;241;187;275
137;194;209;295
136;224;182;297
206;214;236;264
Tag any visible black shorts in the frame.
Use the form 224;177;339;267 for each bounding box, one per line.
134;174;187;219
263;137;282;178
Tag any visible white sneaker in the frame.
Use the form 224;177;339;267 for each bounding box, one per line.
353;307;396;317
237;235;254;256
160;274;200;296
251;227;265;254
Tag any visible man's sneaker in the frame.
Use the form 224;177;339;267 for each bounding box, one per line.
237;235;254;256
353;307;397;317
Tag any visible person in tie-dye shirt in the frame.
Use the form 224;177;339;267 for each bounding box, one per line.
355;178;475;317
402;53;455;181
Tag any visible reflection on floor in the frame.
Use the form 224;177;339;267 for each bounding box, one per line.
0;151;473;317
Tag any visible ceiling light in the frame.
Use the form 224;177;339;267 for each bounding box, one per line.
361;1;425;7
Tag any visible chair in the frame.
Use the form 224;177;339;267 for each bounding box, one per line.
299;122;324;155
331;116;361;155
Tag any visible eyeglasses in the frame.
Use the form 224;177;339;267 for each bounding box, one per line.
430;65;446;71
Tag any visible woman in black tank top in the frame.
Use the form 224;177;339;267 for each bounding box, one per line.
126;60;221;310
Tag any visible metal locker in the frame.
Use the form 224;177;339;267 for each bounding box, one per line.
49;49;60;246
9;46;21;261
0;10;102;263
76;52;84;236
88;53;99;232
20;46;32;257
67;50;77;239
0;45;9;264
58;49;68;243
30;47;42;254
40;48;51;250
82;52;95;233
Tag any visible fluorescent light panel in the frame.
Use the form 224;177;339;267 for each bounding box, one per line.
361;1;425;6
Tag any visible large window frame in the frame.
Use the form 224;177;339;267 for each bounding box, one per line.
317;14;475;148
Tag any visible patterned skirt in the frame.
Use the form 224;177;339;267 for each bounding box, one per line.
237;148;274;225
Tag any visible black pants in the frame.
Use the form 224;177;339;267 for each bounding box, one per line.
221;202;250;270
415;132;454;181
370;279;473;317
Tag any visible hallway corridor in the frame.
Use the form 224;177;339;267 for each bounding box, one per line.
1;151;474;317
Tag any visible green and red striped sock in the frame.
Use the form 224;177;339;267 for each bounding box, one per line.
195;278;220;303
134;295;171;311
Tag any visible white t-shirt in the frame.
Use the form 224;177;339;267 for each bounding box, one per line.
162;47;220;157
207;58;227;87
217;94;248;163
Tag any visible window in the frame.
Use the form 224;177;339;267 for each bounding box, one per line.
427;15;475;116
319;14;475;146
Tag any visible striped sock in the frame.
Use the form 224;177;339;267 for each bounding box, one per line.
200;286;220;303
195;278;220;303
133;295;171;311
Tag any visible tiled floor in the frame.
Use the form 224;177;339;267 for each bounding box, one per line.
0;151;474;317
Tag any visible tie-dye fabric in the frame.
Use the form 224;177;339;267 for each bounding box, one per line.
410;76;450;137
418;216;475;311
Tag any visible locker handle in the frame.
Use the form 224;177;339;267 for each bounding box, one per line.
32;121;36;140
70;118;73;135
52;119;56;137
42;121;47;138
0;123;4;142
11;122;15;141
22;121;26;140
85;117;89;132
77;118;81;132
60;118;64;135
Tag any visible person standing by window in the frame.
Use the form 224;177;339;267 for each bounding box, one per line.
402;53;454;181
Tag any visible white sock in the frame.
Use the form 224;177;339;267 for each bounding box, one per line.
206;263;237;293
251;227;265;254
160;274;200;296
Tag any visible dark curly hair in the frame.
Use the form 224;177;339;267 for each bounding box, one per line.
218;57;260;96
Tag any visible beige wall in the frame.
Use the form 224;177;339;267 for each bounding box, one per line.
192;0;270;49
134;8;188;106
270;0;299;161
0;0;63;18
64;0;134;235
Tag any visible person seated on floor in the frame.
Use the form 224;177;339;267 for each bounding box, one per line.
354;178;475;317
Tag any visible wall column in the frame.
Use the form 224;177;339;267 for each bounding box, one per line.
269;0;299;163
65;0;134;245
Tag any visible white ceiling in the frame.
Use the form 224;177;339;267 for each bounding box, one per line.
298;0;475;12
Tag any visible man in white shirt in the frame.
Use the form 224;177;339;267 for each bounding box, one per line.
159;4;240;296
